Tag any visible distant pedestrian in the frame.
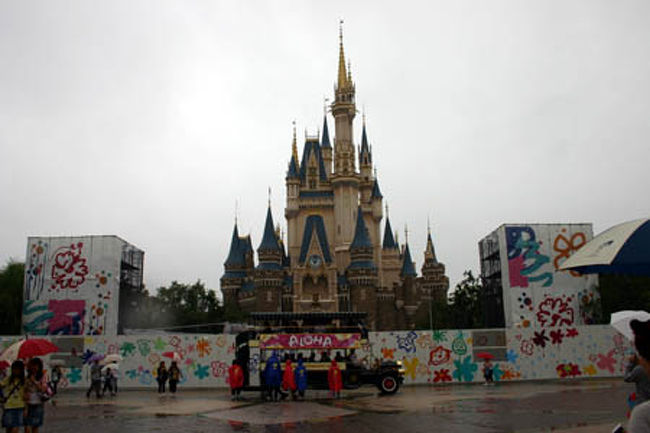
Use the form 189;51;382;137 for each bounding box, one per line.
483;359;494;385
264;352;282;402
1;360;25;433
294;358;308;400
228;360;244;401
156;362;168;393
49;366;62;395
102;368;115;397
168;362;181;394
320;352;331;363
24;357;49;433
86;361;102;398
308;352;316;362
328;360;342;399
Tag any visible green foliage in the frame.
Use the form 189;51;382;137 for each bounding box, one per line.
596;274;650;323
0;261;24;335
415;270;486;330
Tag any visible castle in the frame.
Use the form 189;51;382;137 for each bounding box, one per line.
220;28;449;331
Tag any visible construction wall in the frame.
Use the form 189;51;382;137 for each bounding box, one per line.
495;224;599;329
0;325;632;389
22;236;140;336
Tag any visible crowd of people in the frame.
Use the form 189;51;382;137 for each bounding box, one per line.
85;360;118;398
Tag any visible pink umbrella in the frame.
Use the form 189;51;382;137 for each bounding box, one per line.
162;352;183;362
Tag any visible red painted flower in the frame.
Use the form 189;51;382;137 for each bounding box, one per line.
550;329;564;345
428;346;451;366
533;330;549;348
596;350;617;373
566;328;579;338
433;369;452;383
381;347;395;360
520;340;534;356
536;297;575;328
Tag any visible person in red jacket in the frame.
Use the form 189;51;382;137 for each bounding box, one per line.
228;360;244;401
328;360;343;399
282;359;297;400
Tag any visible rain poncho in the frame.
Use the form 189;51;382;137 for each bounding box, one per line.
282;360;296;391
228;363;244;390
328;360;343;392
264;353;282;387
294;359;308;392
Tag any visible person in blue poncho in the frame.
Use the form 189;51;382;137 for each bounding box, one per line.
264;351;282;402
294;356;308;400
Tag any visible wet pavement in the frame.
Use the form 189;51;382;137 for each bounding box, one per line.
44;380;630;433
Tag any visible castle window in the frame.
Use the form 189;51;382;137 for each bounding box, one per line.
267;291;272;302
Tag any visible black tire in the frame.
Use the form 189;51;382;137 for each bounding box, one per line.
378;374;399;394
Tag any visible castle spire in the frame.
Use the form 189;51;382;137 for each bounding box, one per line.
291;121;299;169
337;20;348;89
321;113;331;149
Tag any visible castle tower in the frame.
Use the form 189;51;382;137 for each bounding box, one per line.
254;206;285;311
221;223;255;310
420;227;450;303
347;205;378;329
400;240;418;329
321;115;333;176
331;25;360;268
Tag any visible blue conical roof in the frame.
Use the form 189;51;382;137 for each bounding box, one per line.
258;207;281;251
224;224;243;267
401;243;417;277
383;217;398;249
321;115;331;149
351;207;373;250
425;233;438;263
287;155;299;178
371;179;383;199
361;123;369;154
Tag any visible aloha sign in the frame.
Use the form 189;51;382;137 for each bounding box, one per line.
259;333;361;349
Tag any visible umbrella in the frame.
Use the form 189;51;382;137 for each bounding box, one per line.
101;363;119;373
0;361;9;370
101;354;123;365
476;352;495;360
0;339;58;363
611;310;650;341
87;353;106;364
162;352;183;362
559;218;650;275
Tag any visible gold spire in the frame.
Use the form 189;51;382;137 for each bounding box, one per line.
291;120;299;167
337;20;348;89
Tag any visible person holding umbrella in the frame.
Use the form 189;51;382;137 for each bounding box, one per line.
156;362;168;394
49;365;62;395
86;360;102;399
24;358;49;433
477;352;495;386
626;320;650;432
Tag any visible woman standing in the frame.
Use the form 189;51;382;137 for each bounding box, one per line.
1;361;25;433
327;360;342;399
24;358;48;433
168;362;181;394
156;362;168;394
49;366;62;395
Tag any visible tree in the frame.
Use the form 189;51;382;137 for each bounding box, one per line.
155;280;224;331
449;270;485;329
0;261;24;335
593;274;650;324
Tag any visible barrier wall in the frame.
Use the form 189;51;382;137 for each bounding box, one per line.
0;325;633;389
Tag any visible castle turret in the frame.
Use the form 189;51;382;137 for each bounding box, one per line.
255;206;284;311
347;206;378;328
220;223;255;309
400;240;418;328
321;115;332;176
421;228;450;303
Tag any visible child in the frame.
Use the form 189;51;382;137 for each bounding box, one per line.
294;358;308;400
50;366;62;395
228;360;244;401
168;362;181;394
281;359;297;400
24;358;48;433
1;361;25;433
483;359;494;385
328;360;342;399
156;362;168;393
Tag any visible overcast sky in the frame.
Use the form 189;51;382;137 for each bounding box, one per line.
1;0;650;296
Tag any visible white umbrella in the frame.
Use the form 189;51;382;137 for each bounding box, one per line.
101;354;123;364
560;218;650;275
611;310;650;341
101;363;119;373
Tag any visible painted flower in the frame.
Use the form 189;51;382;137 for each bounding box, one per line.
452;356;478;382
566;328;579;338
582;364;597;376
211;361;228;378
532;330;549;348
381;347;395;360
596;350;617;373
429;346;452;366
433;330;447;343
194;363;210;380
416;334;434;350
185;344;195;354
501;369;515;381
120;342;136;357
153;337;167;351
506;349;518;364
520;340;534;356
433;369;452;383
66;367;82;384
402;357;419;380
137;339;151;356
196;338;211;357
550;329;564;345
125;369;138;379
397;331;418;353
492;363;504;382
451;332;468;356
536;297;575;328
169;336;181;348
215;335;227;348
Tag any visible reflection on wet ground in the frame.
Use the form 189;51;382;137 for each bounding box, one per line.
45;379;628;433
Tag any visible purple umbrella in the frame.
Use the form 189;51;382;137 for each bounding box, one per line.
88;353;105;363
